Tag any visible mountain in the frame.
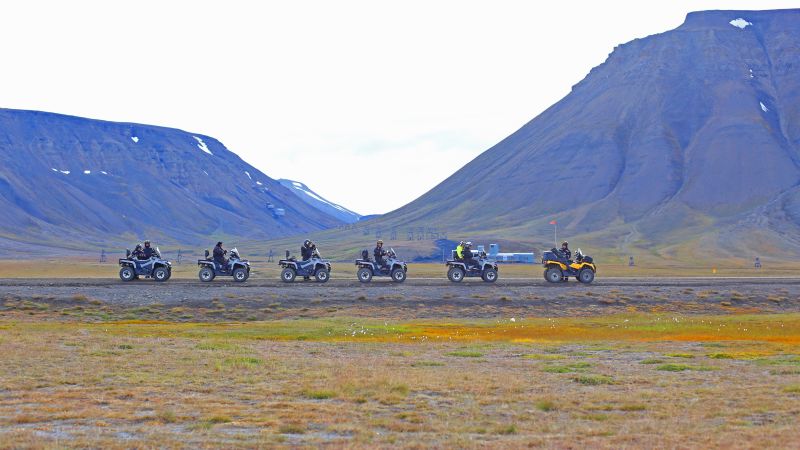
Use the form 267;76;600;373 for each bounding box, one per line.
359;9;800;261
0;108;343;252
278;179;361;223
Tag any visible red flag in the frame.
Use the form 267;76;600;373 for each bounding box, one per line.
549;220;557;225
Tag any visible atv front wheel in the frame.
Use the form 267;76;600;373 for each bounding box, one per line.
164;268;172;281
281;267;297;283
544;266;563;283
233;267;249;282
315;268;330;283
153;267;169;282
447;267;465;282
578;268;595;284
391;268;407;283
199;267;215;282
357;267;373;283
119;267;135;282
482;268;498;283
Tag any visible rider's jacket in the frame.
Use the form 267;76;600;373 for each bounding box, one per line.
143;246;156;259
213;245;226;265
301;245;314;261
374;246;387;263
455;244;464;259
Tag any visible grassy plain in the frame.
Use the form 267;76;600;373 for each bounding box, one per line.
1;311;799;448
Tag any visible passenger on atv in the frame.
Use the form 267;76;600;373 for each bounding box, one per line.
132;244;146;260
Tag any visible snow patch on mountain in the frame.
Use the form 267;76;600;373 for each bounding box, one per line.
729;18;752;29
131;136;139;143
192;136;213;155
760;101;769;112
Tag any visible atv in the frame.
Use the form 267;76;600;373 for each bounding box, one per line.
279;248;332;283
198;247;251;282
355;248;408;283
446;249;498;283
118;247;172;282
542;248;596;284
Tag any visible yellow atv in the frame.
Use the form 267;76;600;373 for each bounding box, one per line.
542;248;596;283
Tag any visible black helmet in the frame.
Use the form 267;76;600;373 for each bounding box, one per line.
304;239;311;247
562;241;569;247
144;240;151;246
135;244;142;250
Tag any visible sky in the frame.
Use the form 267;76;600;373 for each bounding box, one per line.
1;1;796;215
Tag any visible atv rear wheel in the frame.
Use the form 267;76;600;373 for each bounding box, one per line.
482;268;498;283
447;266;465;282
119;267;135;282
578;268;595;284
233;267;249;282
391;268;407;283
281;267;297;283
153;267;169;282
199;267;215;282
544;266;563;283
315;268;330;283
357;267;373;283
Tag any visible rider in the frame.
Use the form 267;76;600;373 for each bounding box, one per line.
455;241;465;260
374;240;388;270
462;241;476;269
132;244;146;260
142;240;156;259
213;241;228;271
559;241;572;261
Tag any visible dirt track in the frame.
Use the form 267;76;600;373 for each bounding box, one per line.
2;277;799;320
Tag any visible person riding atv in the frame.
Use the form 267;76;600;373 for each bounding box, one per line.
142;240;157;259
558;241;571;261
213;241;228;271
279;241;331;283
374;240;388;270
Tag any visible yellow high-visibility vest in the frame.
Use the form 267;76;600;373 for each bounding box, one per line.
456;245;464;259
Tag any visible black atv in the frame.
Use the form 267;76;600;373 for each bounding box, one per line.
198;247;251;282
445;249;498;283
119;247;172;282
355;248;407;283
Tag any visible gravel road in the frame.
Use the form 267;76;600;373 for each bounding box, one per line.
2;277;799;320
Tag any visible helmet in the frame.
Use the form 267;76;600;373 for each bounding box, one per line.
216;241;223;247
144;240;151;246
466;241;473;246
135;244;142;250
562;241;569;247
459;241;465;246
304;239;311;247
377;240;383;245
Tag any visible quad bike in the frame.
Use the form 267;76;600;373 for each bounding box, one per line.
542;248;596;284
119;247;172;282
445;249;498;283
355;248;408;283
279;248;332;283
198;247;251;282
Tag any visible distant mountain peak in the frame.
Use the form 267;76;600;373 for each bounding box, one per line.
278;179;361;224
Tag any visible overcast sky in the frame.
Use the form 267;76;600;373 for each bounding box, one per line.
1;1;796;215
